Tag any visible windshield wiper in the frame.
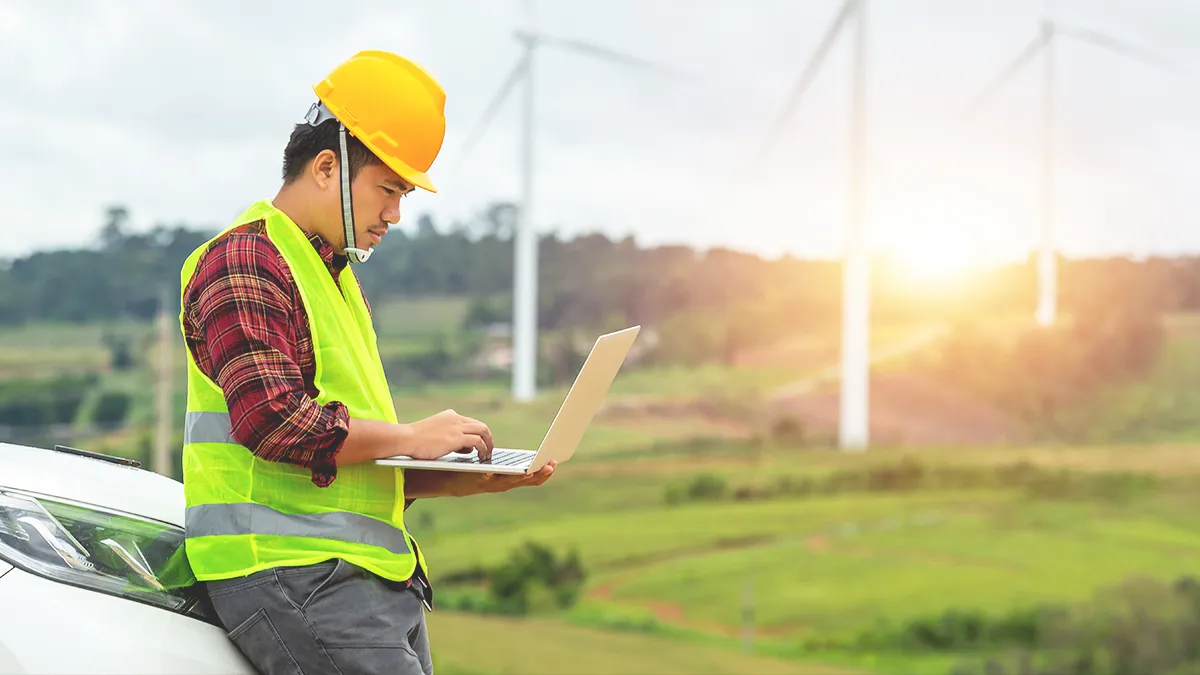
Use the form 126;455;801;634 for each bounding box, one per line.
52;445;141;468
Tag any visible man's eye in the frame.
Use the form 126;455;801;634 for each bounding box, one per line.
382;186;395;196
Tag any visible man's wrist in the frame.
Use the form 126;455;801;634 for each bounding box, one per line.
382;422;416;460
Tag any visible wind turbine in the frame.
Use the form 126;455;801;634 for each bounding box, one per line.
757;0;870;451
961;11;1177;327
453;13;691;403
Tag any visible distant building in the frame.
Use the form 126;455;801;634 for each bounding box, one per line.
472;322;658;374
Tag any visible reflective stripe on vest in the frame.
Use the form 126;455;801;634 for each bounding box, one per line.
185;503;411;555
184;411;234;445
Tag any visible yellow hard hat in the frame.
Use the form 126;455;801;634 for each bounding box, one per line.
312;50;447;192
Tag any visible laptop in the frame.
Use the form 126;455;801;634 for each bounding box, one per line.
375;325;640;474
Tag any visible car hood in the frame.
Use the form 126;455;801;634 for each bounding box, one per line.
0;442;184;527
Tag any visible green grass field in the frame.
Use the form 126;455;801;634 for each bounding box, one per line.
9;305;1200;673
605;495;1200;631
404;442;1200;673
418;490;999;577
427;612;856;675
0;320;138;377
372;295;473;336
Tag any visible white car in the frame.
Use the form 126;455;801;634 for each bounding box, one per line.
0;441;255;674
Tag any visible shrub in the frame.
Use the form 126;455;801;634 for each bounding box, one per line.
664;472;728;505
770;414;807;444
91;391;132;426
0;373;97;427
857;606;1056;652
950;575;1200;675
486;541;586;616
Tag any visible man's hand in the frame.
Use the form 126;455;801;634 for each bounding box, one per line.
403;409;494;461
402;462;557;500
448;461;557;497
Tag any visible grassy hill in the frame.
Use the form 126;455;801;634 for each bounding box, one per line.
1046;314;1200;443
769;311;1200;448
407;443;1200;674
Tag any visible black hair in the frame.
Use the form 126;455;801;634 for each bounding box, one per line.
281;118;383;184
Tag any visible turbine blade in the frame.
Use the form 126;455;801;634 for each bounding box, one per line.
531;32;696;80
755;0;858;162
1057;24;1181;72
449;53;529;176
960;31;1048;118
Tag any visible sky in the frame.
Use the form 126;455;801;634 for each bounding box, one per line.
2;0;1199;265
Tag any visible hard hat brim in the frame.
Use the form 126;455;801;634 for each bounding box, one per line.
357;133;438;193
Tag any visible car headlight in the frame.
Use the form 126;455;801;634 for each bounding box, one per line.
0;489;199;613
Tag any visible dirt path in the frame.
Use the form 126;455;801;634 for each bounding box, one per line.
767;324;948;401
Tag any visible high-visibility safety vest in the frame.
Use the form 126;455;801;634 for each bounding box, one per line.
178;199;428;584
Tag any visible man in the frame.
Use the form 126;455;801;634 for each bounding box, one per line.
179;50;554;675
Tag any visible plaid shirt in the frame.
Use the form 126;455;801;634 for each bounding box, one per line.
182;220;360;488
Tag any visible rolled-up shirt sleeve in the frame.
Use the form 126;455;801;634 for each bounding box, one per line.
183;232;347;487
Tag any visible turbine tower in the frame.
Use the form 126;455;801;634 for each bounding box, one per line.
758;0;869;451
454;9;690;402
961;11;1176;327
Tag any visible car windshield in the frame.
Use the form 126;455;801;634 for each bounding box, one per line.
0;489;198;611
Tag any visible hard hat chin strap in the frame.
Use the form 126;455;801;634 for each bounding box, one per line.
337;123;372;264
305;101;372;264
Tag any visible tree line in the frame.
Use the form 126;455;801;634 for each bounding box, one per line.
5;203;1200;339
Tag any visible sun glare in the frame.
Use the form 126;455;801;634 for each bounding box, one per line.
881;229;982;285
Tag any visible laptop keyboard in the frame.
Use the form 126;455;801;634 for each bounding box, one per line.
443;449;532;466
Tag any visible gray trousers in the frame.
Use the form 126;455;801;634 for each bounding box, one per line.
205;559;432;675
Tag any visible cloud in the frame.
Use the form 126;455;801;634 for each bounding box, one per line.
1;0;1198;261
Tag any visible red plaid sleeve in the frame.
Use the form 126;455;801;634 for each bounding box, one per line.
182;226;348;487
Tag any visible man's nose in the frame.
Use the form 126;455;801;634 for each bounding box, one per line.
382;203;401;225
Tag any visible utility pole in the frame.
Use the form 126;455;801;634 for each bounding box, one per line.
742;579;755;652
153;284;173;477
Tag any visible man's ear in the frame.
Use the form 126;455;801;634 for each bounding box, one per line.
311;149;338;190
